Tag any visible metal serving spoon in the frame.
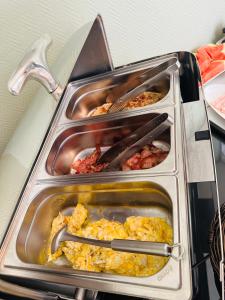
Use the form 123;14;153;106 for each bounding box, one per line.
51;226;183;261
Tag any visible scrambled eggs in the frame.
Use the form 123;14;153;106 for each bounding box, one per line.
47;204;172;276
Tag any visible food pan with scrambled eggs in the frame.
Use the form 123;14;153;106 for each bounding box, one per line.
47;203;173;277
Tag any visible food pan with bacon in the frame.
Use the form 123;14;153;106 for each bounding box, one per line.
41;108;175;180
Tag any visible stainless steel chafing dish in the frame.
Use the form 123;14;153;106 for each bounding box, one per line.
0;15;219;300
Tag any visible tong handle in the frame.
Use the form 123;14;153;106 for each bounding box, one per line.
106;70;143;103
98;113;168;164
8;34;62;101
119;58;177;103
107;57;177;104
104;117;171;171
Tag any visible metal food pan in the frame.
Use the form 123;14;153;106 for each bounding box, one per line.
8;177;181;290
2;176;191;299
44;107;176;180
66;72;170;121
54;56;178;126
16;181;173;266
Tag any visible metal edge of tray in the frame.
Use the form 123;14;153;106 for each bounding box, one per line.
53;55;179;127
32;105;177;182
0;174;191;300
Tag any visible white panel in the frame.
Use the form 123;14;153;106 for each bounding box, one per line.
0;0;225;155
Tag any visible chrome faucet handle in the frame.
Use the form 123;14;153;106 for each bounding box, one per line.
8;34;63;101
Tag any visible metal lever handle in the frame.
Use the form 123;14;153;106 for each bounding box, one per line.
8;34;63;101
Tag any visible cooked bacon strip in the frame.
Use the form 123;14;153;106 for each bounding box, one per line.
70;145;108;174
71;144;168;175
141;152;168;169
122;145;168;171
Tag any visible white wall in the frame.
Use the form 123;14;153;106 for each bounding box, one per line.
1;0;225;155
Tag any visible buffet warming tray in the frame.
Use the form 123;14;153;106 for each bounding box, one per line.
0;15;217;300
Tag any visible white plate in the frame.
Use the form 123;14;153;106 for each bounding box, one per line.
204;72;225;119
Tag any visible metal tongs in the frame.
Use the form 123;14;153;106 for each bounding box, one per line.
108;57;178;113
51;225;183;261
97;112;171;171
